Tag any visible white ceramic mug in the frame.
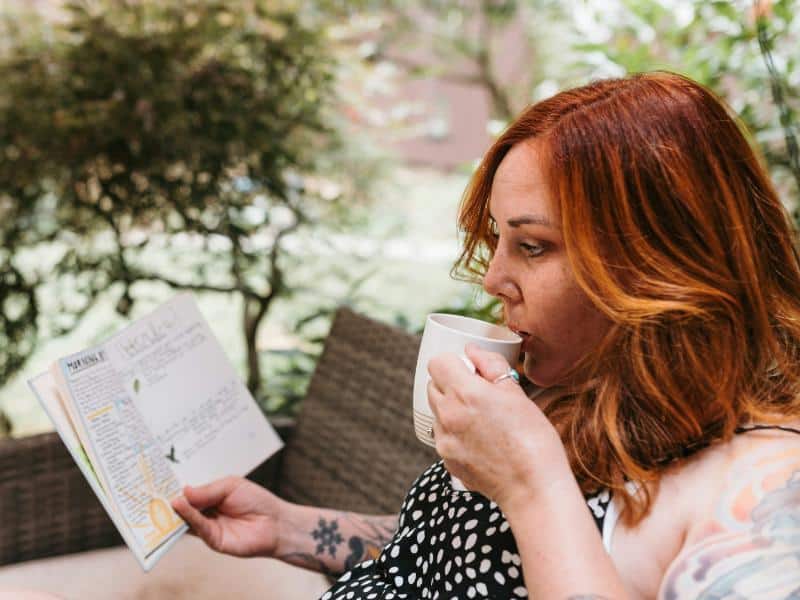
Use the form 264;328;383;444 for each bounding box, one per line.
413;313;522;490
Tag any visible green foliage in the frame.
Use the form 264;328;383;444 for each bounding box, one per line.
0;0;375;403
4;0;798;419
255;266;389;416
0;257;38;386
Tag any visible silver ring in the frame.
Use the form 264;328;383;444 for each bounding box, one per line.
426;426;435;440
492;367;520;385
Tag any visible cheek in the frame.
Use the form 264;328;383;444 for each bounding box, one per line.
522;273;609;384
557;292;607;342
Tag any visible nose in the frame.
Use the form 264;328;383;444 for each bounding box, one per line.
482;250;519;302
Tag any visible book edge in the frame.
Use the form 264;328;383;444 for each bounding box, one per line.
27;373;188;572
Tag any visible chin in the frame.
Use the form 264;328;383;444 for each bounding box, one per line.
521;353;559;388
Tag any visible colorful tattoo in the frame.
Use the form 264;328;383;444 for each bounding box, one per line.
660;446;800;599
342;514;397;570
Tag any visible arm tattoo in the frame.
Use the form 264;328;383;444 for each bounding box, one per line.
276;551;338;578
337;513;397;570
660;447;800;599
278;512;397;577
311;518;344;556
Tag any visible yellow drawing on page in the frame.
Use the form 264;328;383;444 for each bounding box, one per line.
117;453;184;552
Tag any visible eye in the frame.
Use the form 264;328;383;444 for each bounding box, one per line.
488;217;499;239
520;242;545;258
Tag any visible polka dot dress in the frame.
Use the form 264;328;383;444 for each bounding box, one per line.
320;461;611;600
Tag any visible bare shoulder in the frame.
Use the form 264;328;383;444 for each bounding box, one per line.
657;423;800;599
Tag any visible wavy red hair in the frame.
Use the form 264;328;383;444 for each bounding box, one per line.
453;71;800;524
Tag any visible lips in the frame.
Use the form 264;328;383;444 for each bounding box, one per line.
509;326;533;352
508;325;529;338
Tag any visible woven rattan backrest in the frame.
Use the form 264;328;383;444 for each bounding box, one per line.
0;431;123;565
278;307;437;515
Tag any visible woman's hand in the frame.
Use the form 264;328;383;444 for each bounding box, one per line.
170;476;285;558
426;344;573;514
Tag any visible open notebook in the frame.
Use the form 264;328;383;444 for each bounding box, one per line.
28;292;283;572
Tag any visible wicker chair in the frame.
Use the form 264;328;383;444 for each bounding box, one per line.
0;307;437;567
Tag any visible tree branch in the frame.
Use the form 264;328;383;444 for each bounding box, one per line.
755;6;800;197
126;268;261;299
373;2;516;122
476;1;514;122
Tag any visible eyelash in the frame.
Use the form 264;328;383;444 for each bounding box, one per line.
519;242;545;258
487;227;545;258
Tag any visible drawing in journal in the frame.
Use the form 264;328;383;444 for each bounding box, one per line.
27;292;284;572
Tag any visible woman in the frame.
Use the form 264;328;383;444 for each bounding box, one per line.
172;71;800;599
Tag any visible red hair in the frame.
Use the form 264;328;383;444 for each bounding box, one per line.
453;71;800;524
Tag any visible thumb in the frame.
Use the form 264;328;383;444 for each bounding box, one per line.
169;494;221;548
464;343;513;383
183;477;238;510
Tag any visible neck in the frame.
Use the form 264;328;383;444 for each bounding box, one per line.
528;385;565;413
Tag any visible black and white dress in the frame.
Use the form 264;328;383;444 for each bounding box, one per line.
319;460;613;600
320;424;800;599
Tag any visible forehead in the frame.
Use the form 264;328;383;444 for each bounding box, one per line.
488;142;554;219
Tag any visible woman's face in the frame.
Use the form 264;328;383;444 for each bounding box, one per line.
482;142;610;388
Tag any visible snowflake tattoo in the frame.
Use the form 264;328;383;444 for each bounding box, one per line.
311;518;344;557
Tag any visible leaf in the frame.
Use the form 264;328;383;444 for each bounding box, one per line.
709;0;739;24
133;378;140;394
572;42;609;53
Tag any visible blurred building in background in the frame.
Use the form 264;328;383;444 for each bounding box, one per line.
342;13;531;171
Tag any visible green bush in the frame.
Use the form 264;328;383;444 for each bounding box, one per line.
0;0;374;407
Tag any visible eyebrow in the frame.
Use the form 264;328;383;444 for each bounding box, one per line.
488;212;558;229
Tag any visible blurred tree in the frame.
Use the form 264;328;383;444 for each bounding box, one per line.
0;0;376;403
309;0;571;325
755;0;800;204
318;0;566;125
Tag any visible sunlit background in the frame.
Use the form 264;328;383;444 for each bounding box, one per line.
1;0;797;437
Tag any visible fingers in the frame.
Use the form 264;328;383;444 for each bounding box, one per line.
169;477;239;548
169;496;199;537
427;378;443;422
464;343;512;382
427;381;449;454
170;494;220;548
183;477;238;510
427;378;460;438
427;352;476;396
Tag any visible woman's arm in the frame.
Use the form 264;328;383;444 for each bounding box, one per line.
426;346;629;599
276;504;398;576
171;476;397;577
502;474;628;600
